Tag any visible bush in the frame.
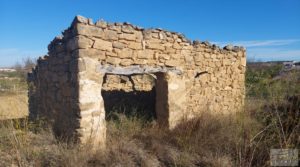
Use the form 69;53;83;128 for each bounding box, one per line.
246;64;282;98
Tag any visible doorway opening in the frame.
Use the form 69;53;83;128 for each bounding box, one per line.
101;74;156;122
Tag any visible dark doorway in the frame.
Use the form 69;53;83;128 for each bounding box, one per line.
101;74;156;121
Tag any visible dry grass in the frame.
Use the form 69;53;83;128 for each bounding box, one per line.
0;95;299;166
0;93;28;120
0;111;261;167
0;65;299;166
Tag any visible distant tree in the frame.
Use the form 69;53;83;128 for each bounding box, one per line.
13;62;23;72
13;57;36;80
22;57;36;72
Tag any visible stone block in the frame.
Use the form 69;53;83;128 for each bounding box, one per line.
74;49;106;60
106;51;118;57
155;72;187;129
119;33;136;41
134;59;148;65
104;29;118;40
223;59;231;66
127;42;142;50
93;39;113;51
146;42;165;50
73;15;89;24
165;59;180;67
106;56;121;65
118;48;133;58
67;36;93;51
241;57;246;67
120;59;134;66
78;58;86;72
95;20;107;28
112;42;125;49
158;54;171;60
136;50;154;59
75;24;105;38
165;47;176;54
173;42;181;49
121;25;135;34
204;53;210;58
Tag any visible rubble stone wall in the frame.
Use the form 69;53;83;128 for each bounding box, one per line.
28;15;246;148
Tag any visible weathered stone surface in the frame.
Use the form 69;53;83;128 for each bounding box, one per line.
97;64;183;75
93;39;113;51
224;45;234;51
241;57;247;66
165;60;180;67
73;15;89;24
120;59;134;66
127;42;142;50
121;25;135;34
88;18;94;25
76;23;105;38
119;33;136;41
146;41;165;50
118;48;133;58
78;58;86;72
77;36;94;49
155;72;186;128
67;36;93;51
136;50;154;59
106;57;121;65
112;42;125;49
104;29;118;40
95;20;107;28
73;49;106;61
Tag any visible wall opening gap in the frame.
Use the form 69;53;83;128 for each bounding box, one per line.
101;74;156;122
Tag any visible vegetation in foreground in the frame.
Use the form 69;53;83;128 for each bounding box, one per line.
0;94;28;120
0;58;33;120
0;63;299;166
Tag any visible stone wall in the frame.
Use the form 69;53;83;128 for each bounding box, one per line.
28;15;246;148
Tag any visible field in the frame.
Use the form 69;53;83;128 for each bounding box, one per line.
0;63;299;167
0;71;28;120
0;94;28;120
0;72;28;120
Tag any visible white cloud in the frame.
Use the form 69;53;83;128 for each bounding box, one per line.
213;39;300;61
247;48;300;61
214;39;300;48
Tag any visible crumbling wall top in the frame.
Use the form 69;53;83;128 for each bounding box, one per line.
46;15;245;58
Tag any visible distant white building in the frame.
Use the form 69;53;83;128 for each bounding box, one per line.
294;61;300;69
283;61;300;70
0;68;16;72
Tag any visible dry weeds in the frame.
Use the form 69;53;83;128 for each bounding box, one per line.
0;93;28;120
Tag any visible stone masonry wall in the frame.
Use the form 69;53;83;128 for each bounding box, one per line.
28;15;246;148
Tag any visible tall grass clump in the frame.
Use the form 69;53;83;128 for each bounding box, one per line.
1;110;261;166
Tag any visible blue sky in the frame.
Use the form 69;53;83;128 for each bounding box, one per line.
0;0;299;67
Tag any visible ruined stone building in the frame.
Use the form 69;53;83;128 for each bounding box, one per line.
28;15;246;148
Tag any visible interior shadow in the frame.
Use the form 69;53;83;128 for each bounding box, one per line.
101;88;156;121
